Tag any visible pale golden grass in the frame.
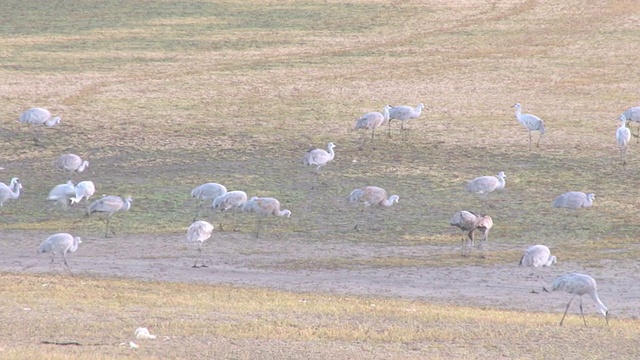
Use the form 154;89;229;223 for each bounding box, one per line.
0;273;636;359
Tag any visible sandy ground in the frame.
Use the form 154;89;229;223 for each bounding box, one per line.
2;229;638;321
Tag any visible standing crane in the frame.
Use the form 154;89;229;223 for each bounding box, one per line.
186;220;214;268
616;119;631;165
212;190;248;231
19;107;61;145
354;105;391;149
551;273;609;327
0;177;23;211
54;154;89;177
191;182;227;221
513;103;545;151
618;106;640;143
46;181;76;210
519;245;556;293
450;210;493;256
349;186;399;230
38;233;81;274
243;197;291;238
388;103;425;139
302;142;336;173
86;195;133;237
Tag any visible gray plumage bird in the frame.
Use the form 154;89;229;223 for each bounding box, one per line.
513;103;545;151
619;106;640;143
552;192;595;209
212;190;248;231
552;273;609;327
186;220;214;268
519;245;556;293
388;103;425;138
243;197;291;238
71;181;96;204
616;119;631;165
450;210;493;256
349;186;399;230
54;154;89;175
47;180;76;209
19;107;61;144
302;142;336;173
191;182;227;220
465;172;506;194
354;105;391;148
38;233;81;274
0;177;23;210
87;195;133;237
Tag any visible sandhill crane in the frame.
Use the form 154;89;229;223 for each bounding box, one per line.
302;142;336;173
513;103;545;151
388;103;425;139
87;195;133;237
519;245;556;293
354;105;391;149
0;177;22;211
71;181;96;205
19;107;61;145
552;192;595;209
243;197;291;238
349;186;399;230
186;220;214;268
465;171;506;202
212;190;247;231
54;154;89;176
551;273;609;327
619;106;640;142
38;233;81;274
450;211;493;256
191;182;227;220
46;181;76;210
616;119;631;165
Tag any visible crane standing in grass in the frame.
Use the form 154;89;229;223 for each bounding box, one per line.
243;197;291;238
616;118;631;165
86;195;133;238
349;186;399;230
302;142;336;174
450;210;493;256
19;107;61;145
619;106;640;143
38;233;81;274
513;103;545;151
191;182;227;221
519;245;556;293
46;180;76;210
388;103;425;139
551;273;609;327
354;105;391;149
0;177;23;211
186;220;214;268
54;154;89;176
71;181;96;205
212;190;248;231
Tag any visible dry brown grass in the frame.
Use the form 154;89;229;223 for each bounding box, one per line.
1;0;640;358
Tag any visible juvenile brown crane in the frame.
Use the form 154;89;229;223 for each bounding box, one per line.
450;210;493;256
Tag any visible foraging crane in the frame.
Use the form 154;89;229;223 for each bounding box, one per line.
465;172;506;195
354;105;391;149
71;181;96;205
19;107;61;145
616;119;631;165
349;186;399;230
388;103;425;138
513;103;545;151
38;233;81;274
243;197;291;238
302;142;336;173
191;182;227;220
552;192;595;209
618;106;640;143
87;195;133;238
0;177;23;211
551;273;609;327
54;154;89;176
212;190;247;231
46;181;76;210
186;220;214;268
450;210;493;256
519;245;557;293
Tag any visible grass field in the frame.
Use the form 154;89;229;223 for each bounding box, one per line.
1;0;639;358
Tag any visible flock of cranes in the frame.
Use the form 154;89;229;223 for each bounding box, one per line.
11;100;631;327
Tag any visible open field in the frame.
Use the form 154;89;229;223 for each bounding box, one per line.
1;0;639;358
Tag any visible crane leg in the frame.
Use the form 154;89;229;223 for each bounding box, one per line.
387;121;392;138
528;131;532;151
579;298;588;327
559;296;575;326
62;253;74;276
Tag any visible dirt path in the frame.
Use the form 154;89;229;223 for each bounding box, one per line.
3;230;638;320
